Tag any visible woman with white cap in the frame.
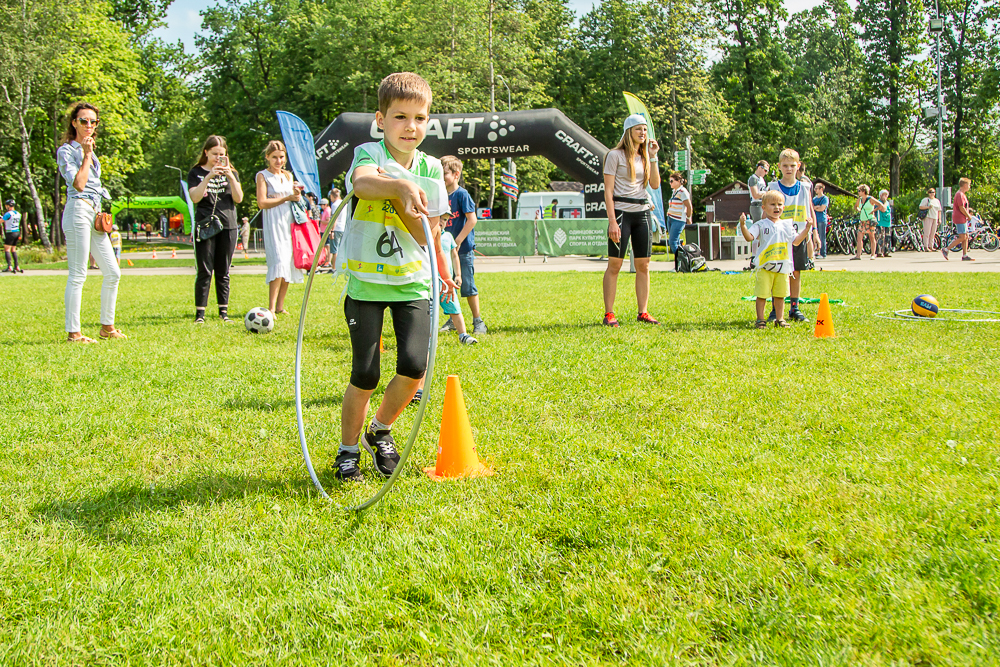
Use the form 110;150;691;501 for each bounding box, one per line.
601;113;661;327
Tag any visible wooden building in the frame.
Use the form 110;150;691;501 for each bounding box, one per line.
702;178;851;225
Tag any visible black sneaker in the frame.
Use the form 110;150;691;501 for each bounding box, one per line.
788;309;809;323
333;448;363;481
410;389;423;405
194;315;205;324
767;309;777;323
362;427;400;477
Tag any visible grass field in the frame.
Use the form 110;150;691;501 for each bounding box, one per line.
2;270;999;665
21;257;268;270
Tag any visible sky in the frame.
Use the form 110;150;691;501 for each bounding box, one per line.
152;0;828;54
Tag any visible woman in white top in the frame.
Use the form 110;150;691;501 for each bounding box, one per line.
601;114;660;327
256;140;303;315
56;101;125;343
919;187;942;251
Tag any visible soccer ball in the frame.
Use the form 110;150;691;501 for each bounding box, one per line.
244;307;274;333
911;294;939;318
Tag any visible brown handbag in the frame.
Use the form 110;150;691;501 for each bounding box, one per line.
95;212;113;234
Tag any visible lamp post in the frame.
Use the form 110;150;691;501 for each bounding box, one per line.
929;12;945;194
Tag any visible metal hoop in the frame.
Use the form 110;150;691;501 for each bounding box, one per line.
294;192;440;510
873;308;1000;323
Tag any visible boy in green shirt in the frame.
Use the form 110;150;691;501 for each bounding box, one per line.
334;72;456;481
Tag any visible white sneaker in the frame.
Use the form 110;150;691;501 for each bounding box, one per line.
439;319;456;333
472;319;487;335
459;333;478;345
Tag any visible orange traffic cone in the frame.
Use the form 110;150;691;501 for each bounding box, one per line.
814;293;836;338
243;252;249;260
151;248;157;260
424;375;493;480
379;336;384;353
171;248;177;259
126;258;134;266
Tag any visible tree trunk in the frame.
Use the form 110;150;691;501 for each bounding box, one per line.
51;100;62;247
887;0;901;196
949;0;971;176
9;84;51;250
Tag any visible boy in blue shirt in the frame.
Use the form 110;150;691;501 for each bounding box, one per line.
3;199;22;273
333;72;456;481
440;155;487;335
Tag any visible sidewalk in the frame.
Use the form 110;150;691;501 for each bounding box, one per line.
8;249;1000;277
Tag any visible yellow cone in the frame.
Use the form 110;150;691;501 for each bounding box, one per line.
814;293;836;338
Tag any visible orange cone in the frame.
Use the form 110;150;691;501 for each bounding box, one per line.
379;336;384;353
814;293;836;338
424;375;493;479
151;248;157;260
243;252;249;259
126;259;134;266
171;249;177;259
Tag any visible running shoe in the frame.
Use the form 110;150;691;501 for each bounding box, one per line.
637;312;660;325
220;314;233;323
850;256;861;261
361;427;400;478
788;309;809;323
962;255;976;261
333;448;363;481
439;319;456;333
472;318;488;335
194;315;205;324
941;247;949;260
410;389;422;405
1;267;10;273
459;333;478;345
17;267;23;273
767;310;777;323
603;312;619;327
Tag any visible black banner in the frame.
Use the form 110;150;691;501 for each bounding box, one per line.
312;109;610;218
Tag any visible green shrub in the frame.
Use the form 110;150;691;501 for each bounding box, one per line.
17;243;66;264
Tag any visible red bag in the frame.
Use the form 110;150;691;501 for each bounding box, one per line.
291;217;329;271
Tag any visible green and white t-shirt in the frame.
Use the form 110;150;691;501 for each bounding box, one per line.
342;141;447;302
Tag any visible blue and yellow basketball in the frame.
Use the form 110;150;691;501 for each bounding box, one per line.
912;294;939;317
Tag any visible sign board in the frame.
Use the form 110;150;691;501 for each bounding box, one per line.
474;219;535;256
536;219;607;256
674;150;689;171
476;207;492;219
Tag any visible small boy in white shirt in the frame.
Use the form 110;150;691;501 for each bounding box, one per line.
740;190;814;329
438;229;478;346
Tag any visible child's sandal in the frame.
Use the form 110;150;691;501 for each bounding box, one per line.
775;319;790;328
755;319;767;329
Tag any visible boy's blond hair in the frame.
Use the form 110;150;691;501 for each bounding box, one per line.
440;155;463;175
959;176;971;187
378;72;432;115
761;190;784;207
778;148;800;163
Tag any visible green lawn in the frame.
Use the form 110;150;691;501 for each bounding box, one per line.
22;257;268;270
2;271;998;665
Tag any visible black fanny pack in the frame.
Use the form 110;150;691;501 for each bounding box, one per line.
613;195;648;205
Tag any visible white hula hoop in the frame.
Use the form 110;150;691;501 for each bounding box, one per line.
873;308;1000;323
294;192;440;511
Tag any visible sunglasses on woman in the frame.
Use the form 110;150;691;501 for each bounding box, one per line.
76;118;100;127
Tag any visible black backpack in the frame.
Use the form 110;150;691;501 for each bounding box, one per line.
674;243;707;273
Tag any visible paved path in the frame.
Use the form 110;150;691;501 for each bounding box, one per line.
7;249;1000;277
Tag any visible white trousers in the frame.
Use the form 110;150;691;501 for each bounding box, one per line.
62;198;121;332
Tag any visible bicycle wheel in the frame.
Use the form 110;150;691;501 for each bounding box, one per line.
982;231;1000;252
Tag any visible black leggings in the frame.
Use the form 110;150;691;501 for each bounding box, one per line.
608;209;652;259
194;228;237;310
345;295;430;390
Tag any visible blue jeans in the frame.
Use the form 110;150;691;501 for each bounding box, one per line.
667;217;686;252
816;219;827;257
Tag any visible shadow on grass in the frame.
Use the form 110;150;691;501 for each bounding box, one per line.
659;319;760;332
32;471;373;542
494;321;606;334
222;394;344;411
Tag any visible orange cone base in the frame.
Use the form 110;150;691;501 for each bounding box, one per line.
814;292;836;338
423;462;494;480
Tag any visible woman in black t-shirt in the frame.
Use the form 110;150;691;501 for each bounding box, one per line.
187;135;244;323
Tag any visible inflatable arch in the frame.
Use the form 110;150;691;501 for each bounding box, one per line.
110;196;193;232
313;109;611;218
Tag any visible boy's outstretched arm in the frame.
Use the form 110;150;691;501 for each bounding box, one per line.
793;219;815;246
352;165;431;244
738;213;755;242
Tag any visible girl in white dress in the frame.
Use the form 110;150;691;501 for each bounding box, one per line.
256;140;303;314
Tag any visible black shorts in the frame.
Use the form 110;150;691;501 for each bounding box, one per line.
608;209;652;259
3;232;18;246
793;240;807;272
344;295;430;391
